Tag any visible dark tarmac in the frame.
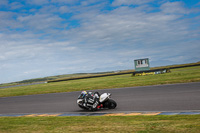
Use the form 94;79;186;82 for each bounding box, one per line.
0;82;200;114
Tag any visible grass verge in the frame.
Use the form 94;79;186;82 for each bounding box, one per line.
0;66;200;97
0;115;200;133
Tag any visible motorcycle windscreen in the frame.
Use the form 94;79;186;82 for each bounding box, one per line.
78;94;85;99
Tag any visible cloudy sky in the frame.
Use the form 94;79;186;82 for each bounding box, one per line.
0;0;200;84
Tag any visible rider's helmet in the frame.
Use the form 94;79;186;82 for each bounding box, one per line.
78;91;87;99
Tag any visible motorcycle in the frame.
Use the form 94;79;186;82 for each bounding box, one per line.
77;92;117;111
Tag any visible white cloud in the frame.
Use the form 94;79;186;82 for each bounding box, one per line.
38;5;59;13
10;2;24;9
26;0;50;5
160;2;190;14
17;13;64;31
62;47;76;51
51;0;78;4
0;11;22;30
59;6;70;13
60;2;200;66
112;0;155;6
0;0;199;83
66;6;189;48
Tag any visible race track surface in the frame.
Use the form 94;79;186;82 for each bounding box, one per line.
0;82;200;114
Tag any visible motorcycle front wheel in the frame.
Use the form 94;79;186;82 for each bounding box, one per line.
107;99;117;109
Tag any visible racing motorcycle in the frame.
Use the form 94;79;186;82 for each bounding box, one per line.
77;92;117;111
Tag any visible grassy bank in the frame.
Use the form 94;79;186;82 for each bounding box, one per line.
0;115;200;133
0;66;200;97
48;62;200;83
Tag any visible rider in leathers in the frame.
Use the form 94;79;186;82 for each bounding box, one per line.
81;91;100;111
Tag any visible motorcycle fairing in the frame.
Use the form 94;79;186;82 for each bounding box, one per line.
99;93;111;103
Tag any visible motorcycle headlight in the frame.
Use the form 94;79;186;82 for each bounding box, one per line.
77;99;83;104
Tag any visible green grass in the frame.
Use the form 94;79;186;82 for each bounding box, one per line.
0;66;200;97
1;66;200;133
48;62;200;83
0;115;200;133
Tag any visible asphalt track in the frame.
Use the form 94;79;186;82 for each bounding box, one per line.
0;82;200;115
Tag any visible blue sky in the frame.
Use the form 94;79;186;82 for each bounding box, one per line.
0;0;200;84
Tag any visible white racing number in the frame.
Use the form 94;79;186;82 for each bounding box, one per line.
93;101;98;108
